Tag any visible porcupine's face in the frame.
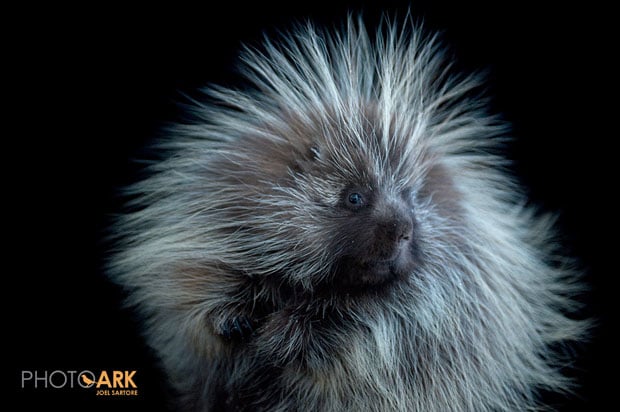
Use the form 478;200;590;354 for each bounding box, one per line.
325;176;417;290
209;109;421;292
302;141;418;290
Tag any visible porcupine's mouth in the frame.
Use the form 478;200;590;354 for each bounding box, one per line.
332;254;411;291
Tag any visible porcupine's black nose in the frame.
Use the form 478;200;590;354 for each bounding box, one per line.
374;204;414;261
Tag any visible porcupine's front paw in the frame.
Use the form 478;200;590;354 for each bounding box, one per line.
215;314;257;341
211;276;271;342
221;315;255;340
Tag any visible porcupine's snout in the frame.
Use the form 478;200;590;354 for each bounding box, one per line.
334;193;417;288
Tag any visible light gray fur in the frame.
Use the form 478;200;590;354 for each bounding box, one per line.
107;15;586;412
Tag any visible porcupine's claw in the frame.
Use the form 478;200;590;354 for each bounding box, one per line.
220;315;255;341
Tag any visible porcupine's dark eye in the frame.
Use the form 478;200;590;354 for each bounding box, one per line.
342;186;370;210
347;192;364;208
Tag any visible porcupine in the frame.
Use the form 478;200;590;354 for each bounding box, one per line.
107;15;586;412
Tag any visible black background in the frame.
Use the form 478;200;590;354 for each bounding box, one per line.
9;1;614;411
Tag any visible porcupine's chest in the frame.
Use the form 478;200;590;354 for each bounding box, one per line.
233;309;408;411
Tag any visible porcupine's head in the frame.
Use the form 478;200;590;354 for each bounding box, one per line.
142;18;502;294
